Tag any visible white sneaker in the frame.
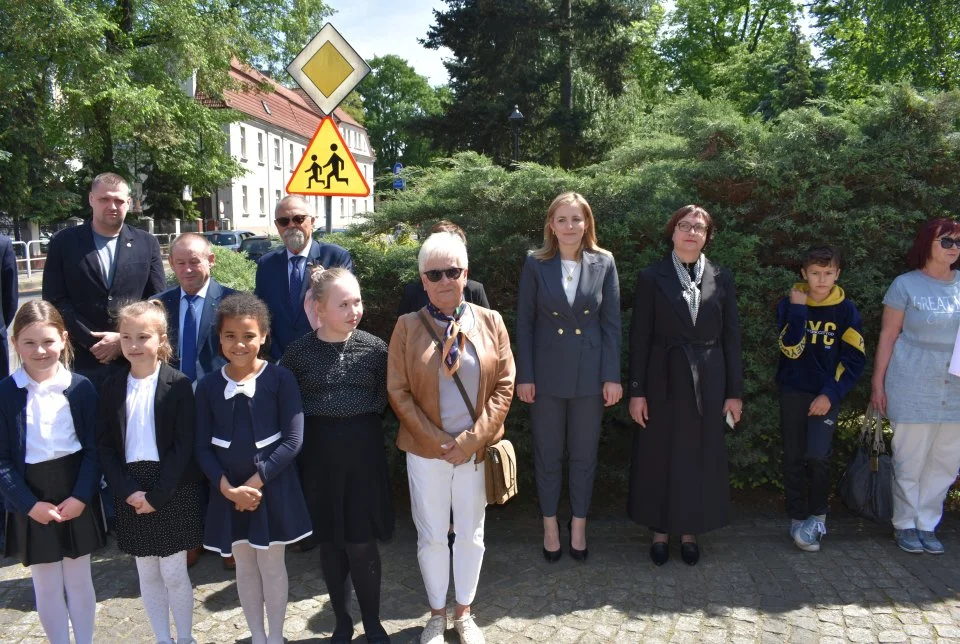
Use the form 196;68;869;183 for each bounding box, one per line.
454;614;485;644
420;614;447;644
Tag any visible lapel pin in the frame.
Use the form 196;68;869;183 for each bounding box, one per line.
126;242;132;247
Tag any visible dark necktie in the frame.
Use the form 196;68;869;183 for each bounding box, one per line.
289;256;304;308
181;294;198;382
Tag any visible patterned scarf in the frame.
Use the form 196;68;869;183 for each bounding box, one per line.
672;251;705;324
425;300;467;375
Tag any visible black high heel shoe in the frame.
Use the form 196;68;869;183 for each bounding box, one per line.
567;520;588;562
650;541;669;566
680;540;700;566
543;546;562;562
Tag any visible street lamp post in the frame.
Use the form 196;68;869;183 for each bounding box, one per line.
508;105;524;164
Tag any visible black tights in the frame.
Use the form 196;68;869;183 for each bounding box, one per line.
319;541;386;640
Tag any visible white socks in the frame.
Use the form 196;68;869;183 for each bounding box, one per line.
233;543;288;644
30;555;96;644
135;550;195;643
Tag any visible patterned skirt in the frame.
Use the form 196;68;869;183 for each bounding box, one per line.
114;460;204;558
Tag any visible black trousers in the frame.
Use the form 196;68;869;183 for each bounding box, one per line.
780;387;840;520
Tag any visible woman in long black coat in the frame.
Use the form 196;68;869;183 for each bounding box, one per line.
627;205;743;566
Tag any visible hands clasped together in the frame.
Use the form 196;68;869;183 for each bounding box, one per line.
28;497;87;524
220;474;264;512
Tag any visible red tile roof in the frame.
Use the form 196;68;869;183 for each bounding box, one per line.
198;61;365;140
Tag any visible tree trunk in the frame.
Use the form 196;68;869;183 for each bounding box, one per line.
558;0;574;169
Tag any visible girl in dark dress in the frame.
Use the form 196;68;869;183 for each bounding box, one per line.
0;301;104;644
96;300;203;643
627;205;743;567
195;293;311;644
281;268;393;644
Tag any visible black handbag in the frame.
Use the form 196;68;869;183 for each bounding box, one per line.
838;405;894;523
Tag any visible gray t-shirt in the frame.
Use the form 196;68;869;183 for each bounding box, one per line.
882;270;960;423
92;230;119;288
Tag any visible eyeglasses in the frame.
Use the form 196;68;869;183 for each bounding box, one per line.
938;237;960;249
677;221;708;235
275;215;309;227
423;267;464;282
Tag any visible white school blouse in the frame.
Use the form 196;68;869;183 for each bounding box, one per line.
125;365;161;463
12;365;82;465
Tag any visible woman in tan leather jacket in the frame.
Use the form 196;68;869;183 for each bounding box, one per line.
387;232;515;644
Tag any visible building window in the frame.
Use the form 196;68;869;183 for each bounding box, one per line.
259;188;265;215
241;186;249;215
240;126;247;160
257;132;264;164
274;139;281;168
289;143;295;168
340;199;344;220
275;190;282;209
261;100;271;115
301;146;305;157
351;199;357;217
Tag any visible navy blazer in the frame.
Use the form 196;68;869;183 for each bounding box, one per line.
0;235;18;377
254;241;353;359
515;250;622;398
0;372;100;514
42;222;166;373
97;363;202;510
153;279;237;382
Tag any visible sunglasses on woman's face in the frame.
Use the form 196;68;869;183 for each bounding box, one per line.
423;267;464;282
275;214;309;227
938;237;960;249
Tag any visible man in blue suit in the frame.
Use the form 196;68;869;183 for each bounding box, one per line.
42;172;165;387
154;233;236;383
0;233;18;378
255;195;353;360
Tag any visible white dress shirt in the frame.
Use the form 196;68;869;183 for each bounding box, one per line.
12;365;82;465
125;365;161;463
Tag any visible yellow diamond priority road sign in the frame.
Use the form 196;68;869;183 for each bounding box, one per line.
287;23;371;116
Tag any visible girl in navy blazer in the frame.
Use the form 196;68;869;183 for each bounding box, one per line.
96;300;203;644
194;293;311;644
0;301;104;644
516;192;622;563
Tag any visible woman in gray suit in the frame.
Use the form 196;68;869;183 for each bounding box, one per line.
516;191;622;562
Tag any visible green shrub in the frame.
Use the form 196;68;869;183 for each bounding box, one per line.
210;245;257;292
342;85;960;492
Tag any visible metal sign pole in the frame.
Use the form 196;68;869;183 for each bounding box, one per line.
325;196;333;234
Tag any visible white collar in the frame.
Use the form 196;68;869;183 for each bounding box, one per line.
127;363;161;388
12;363;72;393
222;361;268;400
181;278;211;301
286;237;313;262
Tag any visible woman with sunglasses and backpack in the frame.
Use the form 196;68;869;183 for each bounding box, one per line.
871;217;960;555
387;232;515;644
515;191;622;564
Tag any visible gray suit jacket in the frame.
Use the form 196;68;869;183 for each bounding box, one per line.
515;250;621;398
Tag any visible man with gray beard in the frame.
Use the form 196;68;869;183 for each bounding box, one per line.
254;195;353;360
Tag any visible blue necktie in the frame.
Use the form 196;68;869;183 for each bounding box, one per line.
181;294;198;382
289;256;304;308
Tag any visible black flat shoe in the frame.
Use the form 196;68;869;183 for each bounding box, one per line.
331;623;354;644
650;541;669;566
680;541;700;566
543;547;562;562
567;520;588;562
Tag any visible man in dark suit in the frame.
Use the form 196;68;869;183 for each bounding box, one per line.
0;233;18;377
154;233;236;383
255;195;353;360
396;220;490;315
42;172;166;388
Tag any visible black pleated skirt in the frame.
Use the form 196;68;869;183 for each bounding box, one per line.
299;413;395;547
4;452;106;566
114;461;204;558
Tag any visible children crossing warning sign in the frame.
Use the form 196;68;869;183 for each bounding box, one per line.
286;116;371;197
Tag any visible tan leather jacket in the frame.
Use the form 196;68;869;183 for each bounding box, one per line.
387;304;516;462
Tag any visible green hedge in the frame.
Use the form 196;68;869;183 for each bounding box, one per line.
327;85;960;492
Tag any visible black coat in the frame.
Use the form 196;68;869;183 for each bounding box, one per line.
0;235;17;378
96;363;202;510
42;222;165;374
396;279;490;316
626;255;743;534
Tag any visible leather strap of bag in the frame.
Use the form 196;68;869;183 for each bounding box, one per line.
418;310;478;423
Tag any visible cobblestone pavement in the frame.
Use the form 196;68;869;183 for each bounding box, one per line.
2;501;960;643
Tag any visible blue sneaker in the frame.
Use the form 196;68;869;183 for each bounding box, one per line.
894;528;924;553
793;516;826;552
917;530;945;554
